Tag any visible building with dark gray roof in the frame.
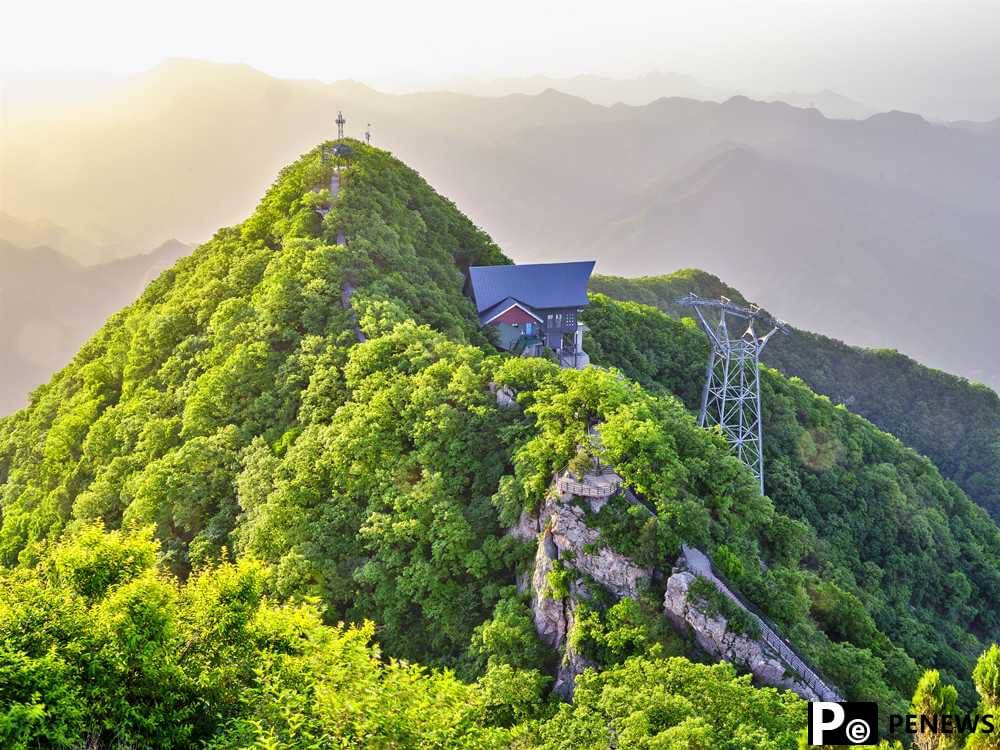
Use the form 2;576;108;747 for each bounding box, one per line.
465;261;595;367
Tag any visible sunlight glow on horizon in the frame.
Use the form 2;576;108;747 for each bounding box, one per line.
2;0;1000;120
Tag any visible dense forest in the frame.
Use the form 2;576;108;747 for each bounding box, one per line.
2;141;1000;748
591;271;1000;520
583;293;1000;708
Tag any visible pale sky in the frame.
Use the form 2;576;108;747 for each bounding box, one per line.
3;0;1000;120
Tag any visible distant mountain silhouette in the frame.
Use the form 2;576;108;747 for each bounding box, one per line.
0;212;119;265
577;144;1000;386
765;89;874;120
437;70;730;106
440;75;879;121
4;58;1000;388
0;238;191;414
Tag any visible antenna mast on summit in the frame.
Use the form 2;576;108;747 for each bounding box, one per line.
336;110;346;139
678;293;789;494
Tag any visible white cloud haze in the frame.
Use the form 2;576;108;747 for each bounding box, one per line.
2;0;1000;120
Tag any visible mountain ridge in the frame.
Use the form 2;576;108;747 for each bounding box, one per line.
0;237;191;415
5;59;999;389
584;144;1000;389
3;144;1000;747
590;269;1000;521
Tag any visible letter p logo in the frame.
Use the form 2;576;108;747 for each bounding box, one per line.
808;702;878;746
809;702;845;745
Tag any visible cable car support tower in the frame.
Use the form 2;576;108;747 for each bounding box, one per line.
678;294;790;494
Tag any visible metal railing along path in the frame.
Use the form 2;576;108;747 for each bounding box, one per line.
681;545;843;701
556;473;622;499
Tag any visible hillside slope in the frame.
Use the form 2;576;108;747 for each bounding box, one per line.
591;269;1000;520
0;238;191;415
0;140;814;747
583;145;1000;389
2;142;1000;745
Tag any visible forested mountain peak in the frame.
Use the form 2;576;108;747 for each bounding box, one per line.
0;139;506;569
4;142;1000;747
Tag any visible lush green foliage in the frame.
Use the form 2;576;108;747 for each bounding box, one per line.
235;320;530;664
591;269;1000;520
491;355;773;559
0;141;505;569
904;648;1000;750
584;291;1000;710
0;524;516;748
3;141;1000;745
967;646;1000;749
534;656;805;750
0;144;517;662
0;524;808;749
689;576;761;639
910;669;961;750
581;492;661;568
569;596;686;668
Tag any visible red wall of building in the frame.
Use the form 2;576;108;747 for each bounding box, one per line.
488;306;539;325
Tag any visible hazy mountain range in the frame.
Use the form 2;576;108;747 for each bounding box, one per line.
2;58;998;390
0;212;130;265
439;72;876;120
0;238;190;414
764;89;875;120
436;70;730;107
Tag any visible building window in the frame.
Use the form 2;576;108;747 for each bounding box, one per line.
564;312;576;327
547;313;563;328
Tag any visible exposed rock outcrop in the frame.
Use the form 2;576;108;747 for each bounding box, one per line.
664;569;822;700
526;527;597;696
513;455;840;703
488;382;519;409
541;480;652;599
515;474;653;697
530;529;568;651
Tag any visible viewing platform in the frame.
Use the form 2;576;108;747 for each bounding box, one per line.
556;469;622;499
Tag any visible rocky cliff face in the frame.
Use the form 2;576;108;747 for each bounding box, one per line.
663;569;822;700
527;527;595;696
513;466;828;701
512;478;652;697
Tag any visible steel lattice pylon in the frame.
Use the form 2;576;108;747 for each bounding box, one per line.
678;294;789;494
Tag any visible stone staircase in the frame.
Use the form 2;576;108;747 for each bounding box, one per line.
315;172;342;224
